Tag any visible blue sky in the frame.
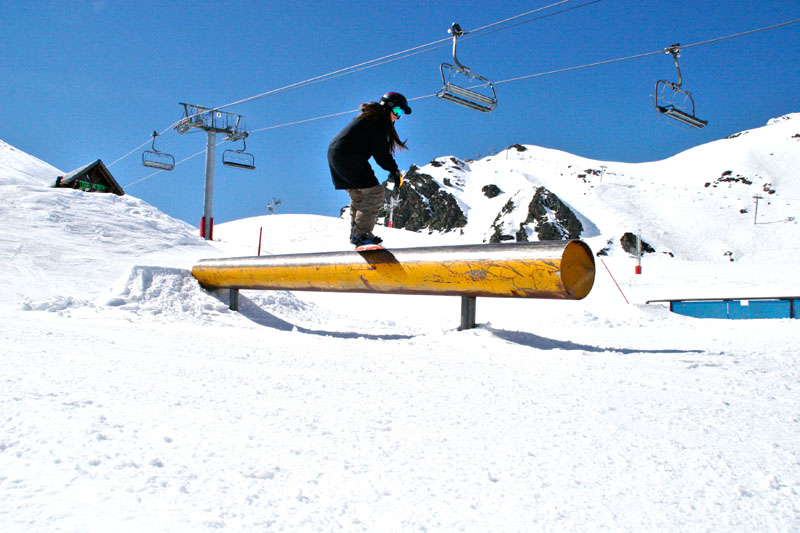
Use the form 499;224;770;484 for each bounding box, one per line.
2;0;798;227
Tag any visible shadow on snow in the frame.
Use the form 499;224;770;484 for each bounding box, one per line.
211;291;700;352
486;327;704;354
227;291;415;341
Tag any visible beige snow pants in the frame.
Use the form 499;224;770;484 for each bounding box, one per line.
347;184;384;237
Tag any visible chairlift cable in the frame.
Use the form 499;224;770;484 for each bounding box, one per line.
471;0;573;33
225;0;579;106
495;50;663;85
466;0;575;35
124;139;226;188
125;96;444;187
124;15;798;187
679;19;800;50
461;0;604;43
124;148;204;188
249;19;800;139
494;18;800;86
250;108;360;134
215;45;449;112
109;0;590;169
214;0;577;112
238;44;448;114
111;43;451;169
142;0;584;120
108;123;182;168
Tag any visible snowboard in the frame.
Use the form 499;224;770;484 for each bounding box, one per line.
355;244;385;252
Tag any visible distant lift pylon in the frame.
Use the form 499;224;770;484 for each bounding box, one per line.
437;23;498;113
654;44;708;129
142;131;175;171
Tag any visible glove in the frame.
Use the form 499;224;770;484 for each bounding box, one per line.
388;170;404;188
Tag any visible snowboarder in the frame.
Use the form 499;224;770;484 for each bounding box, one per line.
328;91;410;247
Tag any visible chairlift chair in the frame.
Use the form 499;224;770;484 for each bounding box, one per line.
437;23;498;113
654;44;707;129
142;131;175;171
222;136;255;170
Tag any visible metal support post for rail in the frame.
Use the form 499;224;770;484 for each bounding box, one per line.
229;288;239;311
460;296;477;330
192;240;595;330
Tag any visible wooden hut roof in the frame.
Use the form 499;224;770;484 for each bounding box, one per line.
54;159;124;196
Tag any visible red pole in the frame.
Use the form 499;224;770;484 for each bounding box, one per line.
258;227;263;256
199;217;214;239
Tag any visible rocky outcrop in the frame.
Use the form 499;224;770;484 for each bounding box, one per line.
482;184;502;198
620;232;655;255
487;187;583;243
368;147;589;243
380;165;467;233
524;187;584;241
597;234;661;256
488;200;517;242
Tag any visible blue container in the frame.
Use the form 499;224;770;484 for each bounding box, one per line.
728;300;791;319
670;298;796;319
672;300;727;319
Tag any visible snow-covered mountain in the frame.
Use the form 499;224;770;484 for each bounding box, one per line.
1;118;799;531
386;113;800;262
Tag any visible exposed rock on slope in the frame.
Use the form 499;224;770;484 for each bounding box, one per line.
380;165;467;233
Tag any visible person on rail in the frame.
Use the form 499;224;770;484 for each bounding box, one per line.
328;91;410;247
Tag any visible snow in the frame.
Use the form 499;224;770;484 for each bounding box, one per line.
1;117;799;531
0;139;62;187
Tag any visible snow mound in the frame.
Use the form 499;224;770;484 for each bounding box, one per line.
0;173;211;305
20;295;96;314
0;139;63;186
101;266;230;318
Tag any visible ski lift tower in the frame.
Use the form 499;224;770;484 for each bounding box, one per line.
175;103;249;240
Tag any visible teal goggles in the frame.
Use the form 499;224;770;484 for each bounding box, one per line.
391;106;404;118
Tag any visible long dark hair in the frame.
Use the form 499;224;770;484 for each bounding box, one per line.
358;102;408;154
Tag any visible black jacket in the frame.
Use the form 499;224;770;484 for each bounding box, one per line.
328;114;398;190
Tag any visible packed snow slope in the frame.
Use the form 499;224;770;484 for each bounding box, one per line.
0;139;63;186
1;117;799;531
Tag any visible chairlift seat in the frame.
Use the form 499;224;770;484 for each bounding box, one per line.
653;45;707;129
222;149;255;170
657;105;708;129
654;79;707;129
142;131;175;171
142;150;175;171
436;23;498;113
438;67;498;113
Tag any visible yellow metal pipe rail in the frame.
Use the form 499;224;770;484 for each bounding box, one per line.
191;240;595;329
